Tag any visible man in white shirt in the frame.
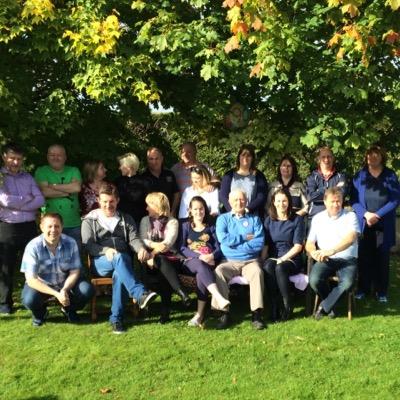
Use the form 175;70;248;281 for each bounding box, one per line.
306;187;360;319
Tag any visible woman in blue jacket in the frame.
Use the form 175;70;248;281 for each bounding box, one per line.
351;145;400;302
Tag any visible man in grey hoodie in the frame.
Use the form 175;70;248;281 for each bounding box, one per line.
81;182;157;334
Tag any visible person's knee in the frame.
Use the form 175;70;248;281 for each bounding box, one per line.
77;280;95;299
340;275;355;292
21;286;40;309
262;260;275;275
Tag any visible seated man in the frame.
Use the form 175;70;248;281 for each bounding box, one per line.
81;182;157;334
212;189;265;330
306;187;360;319
21;213;94;327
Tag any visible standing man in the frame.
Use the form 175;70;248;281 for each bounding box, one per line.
81;183;158;334
306;187;360;319
141;147;180;216
212;189;265;330
171;142;217;193
35;144;82;247
21;213;94;326
0;142;44;314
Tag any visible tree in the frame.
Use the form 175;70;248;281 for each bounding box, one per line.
1;0;400;173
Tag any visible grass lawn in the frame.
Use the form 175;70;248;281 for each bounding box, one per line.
2;258;400;400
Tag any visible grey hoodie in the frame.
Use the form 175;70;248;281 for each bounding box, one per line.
81;209;145;257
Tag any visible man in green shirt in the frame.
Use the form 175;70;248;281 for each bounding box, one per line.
35;144;82;248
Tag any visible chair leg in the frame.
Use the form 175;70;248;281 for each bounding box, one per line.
348;292;353;321
313;294;319;316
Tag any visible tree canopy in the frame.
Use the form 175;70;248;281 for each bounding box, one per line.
1;0;400;172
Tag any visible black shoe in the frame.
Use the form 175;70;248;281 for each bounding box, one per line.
281;306;293;322
159;311;171;324
177;289;191;308
139;291;158;309
111;321;126;334
32;310;49;327
216;312;230;330
327;309;336;319
314;306;326;321
61;307;80;323
252;309;265;330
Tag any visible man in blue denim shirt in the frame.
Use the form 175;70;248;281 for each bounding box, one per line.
21;213;94;327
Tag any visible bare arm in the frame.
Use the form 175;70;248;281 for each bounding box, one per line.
306;231;357;262
277;244;303;264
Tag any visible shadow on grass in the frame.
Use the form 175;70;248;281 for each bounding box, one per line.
24;396;59;400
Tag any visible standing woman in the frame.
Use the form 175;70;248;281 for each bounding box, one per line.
220;144;268;217
178;165;219;219
267;154;308;216
351;145;400;302
115;153;149;227
180;196;230;327
263;189;305;321
306;146;347;219
79;160;107;217
140;192;190;323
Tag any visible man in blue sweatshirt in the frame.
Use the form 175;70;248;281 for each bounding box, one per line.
213;189;265;330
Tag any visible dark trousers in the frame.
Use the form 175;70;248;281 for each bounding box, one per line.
152;255;184;312
184;258;215;301
358;227;390;296
263;259;299;309
0;221;37;312
309;257;357;313
21;279;94;320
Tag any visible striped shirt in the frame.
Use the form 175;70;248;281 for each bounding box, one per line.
21;234;81;290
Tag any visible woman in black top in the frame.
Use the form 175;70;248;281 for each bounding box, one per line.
263;189;305;321
114;152;149;227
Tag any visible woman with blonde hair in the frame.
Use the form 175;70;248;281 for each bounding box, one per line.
115;152;149;226
140;192;190;323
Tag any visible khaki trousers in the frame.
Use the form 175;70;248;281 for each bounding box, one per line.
212;259;264;311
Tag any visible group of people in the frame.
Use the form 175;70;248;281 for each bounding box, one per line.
0;140;399;334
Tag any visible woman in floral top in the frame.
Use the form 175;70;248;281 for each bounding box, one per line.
79;160;107;217
180;196;230;327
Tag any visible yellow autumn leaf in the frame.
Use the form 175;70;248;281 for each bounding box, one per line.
386;0;400;11
328;0;341;6
224;35;240;53
328;33;341;47
336;47;345;60
341;3;359;18
250;63;262;77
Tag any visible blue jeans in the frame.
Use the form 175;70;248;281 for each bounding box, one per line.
63;226;82;253
309;257;357;313
93;252;146;323
21;279;94;321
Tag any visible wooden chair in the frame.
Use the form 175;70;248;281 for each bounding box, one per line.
87;256;138;322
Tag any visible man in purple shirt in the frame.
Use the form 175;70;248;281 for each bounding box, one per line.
0;142;44;314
